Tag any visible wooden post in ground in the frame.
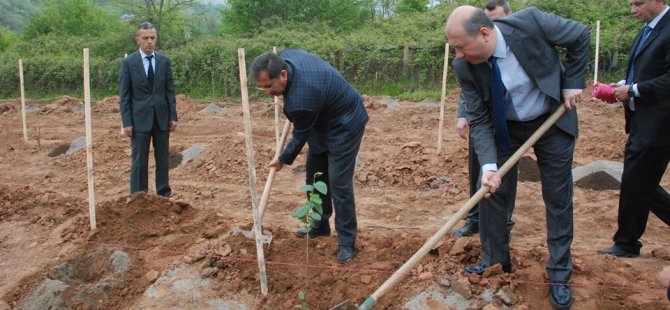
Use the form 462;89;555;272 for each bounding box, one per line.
83;48;97;230
272;47;281;153
437;43;450;154
237;47;269;296
402;42;409;75
593;20;601;84
121;53;128;135
18;59;28;142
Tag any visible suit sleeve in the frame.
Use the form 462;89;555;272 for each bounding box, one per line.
637;37;670;103
457;92;466;119
119;59;133;127
278;109;317;165
531;7;590;89
165;58;178;122
454;59;498;166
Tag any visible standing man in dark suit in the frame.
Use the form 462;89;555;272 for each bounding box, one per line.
446;6;589;309
119;22;177;197
453;0;514;238
251;49;368;264
598;0;670;258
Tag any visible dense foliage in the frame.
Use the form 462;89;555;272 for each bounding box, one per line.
0;0;646;100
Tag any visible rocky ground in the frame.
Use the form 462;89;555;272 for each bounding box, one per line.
0;89;669;309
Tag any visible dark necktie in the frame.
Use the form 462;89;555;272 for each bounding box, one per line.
490;57;511;153
626;25;652;85
146;55;155;90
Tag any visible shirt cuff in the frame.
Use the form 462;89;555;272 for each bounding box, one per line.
617;80;626;86
632;84;640;97
561;89;582;94
482;163;498;172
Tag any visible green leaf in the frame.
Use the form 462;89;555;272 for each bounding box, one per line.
300;184;314;192
314;181;328;195
314;203;323;214
309;193;322;205
293;204;310;218
311;212;321;221
298;291;305;300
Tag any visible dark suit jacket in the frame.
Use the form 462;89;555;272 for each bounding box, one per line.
278;49;369;165
453;7;589;165
119;51;177;133
624;10;670;148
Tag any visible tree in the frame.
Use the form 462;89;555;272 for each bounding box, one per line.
112;0;202;48
221;0;376;35
395;0;429;14
0;25;18;52
24;0;124;39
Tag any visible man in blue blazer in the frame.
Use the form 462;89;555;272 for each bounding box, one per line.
119;22;178;197
251;49;368;263
447;6;589;309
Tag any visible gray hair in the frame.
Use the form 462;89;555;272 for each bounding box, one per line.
463;9;494;37
137;22;155;31
485;0;511;14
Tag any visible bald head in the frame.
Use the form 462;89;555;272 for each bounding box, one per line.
445;6;496;64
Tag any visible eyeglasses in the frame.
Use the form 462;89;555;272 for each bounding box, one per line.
255;78;277;91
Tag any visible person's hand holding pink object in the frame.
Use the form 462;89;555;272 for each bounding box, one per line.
592;82;618;103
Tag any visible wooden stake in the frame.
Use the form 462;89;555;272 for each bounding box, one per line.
83;48;97;230
19;59;28;142
402;42;409;75
360;105;568;310
273;47;281;154
122;53;128;135
437;43;450;154
593;21;601;84
259;119;291;221
237;47;269;296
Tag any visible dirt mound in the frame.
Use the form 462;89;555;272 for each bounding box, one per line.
0;184;83;223
93;96;120;113
364;96;385;110
175;94;205;113
41;96;82;114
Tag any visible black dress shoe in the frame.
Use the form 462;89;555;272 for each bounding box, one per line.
549;281;572;310
295;228;330;239
464;262;511;275
452;221;479;237
597;245;640;258
336;245;356;264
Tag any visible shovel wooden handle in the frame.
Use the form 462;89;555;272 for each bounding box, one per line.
360;105;568;310
259;119;292;221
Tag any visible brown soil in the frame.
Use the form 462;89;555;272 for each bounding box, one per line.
0;92;669;309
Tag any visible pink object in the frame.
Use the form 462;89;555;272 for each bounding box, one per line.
592;82;617;103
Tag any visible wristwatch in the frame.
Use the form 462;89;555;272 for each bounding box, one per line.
628;85;635;98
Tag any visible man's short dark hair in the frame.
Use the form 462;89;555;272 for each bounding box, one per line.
463;9;494;37
251;52;287;80
137;22;155;31
485;0;511;14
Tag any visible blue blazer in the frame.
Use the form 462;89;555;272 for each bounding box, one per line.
278;49;368;165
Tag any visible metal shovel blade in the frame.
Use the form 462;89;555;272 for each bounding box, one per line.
232;226;273;245
329;300;356;310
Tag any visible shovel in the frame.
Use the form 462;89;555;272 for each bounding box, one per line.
359;105;568;309
234;119;292;244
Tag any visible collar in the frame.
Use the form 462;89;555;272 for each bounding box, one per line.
139;49;155;59
493;25;507;59
647;5;669;29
